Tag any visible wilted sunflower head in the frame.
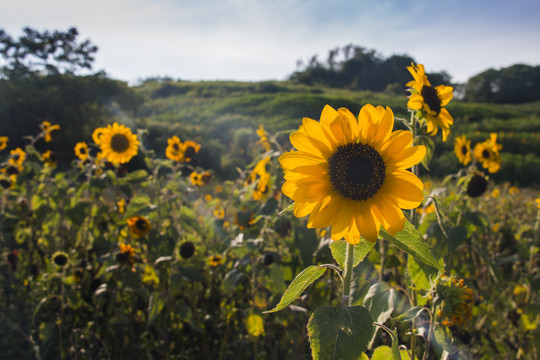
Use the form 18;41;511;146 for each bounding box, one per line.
52;251;69;267
182;141;201;162
466;173;488;198
127;216;151;238
98;123;139;165
180;241;195;259
42;150;58;167
279;104;426;244
406;62;454;141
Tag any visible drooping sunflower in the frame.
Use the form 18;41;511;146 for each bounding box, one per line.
42;150;58;167
279;104;426;244
127;215;151;238
165;136;183;162
0;136;8;151
454;135;472;166
98;123;139;165
40;121;61;143
9;148;26;169
473;133;501;173
74;142;89;161
182;141;201;162
407;63;454;141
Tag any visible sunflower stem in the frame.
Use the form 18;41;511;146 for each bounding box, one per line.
342;242;355;306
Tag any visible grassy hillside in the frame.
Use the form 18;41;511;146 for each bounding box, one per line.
131;80;540;186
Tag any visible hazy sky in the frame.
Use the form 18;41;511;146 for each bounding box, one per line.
2;0;540;84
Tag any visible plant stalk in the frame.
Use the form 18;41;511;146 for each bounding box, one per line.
342;242;355;306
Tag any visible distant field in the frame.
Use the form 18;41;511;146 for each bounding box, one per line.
131;80;540;187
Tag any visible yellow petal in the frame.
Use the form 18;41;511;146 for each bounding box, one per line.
308;194;341;228
290;132;331;158
294;201;317;218
382;171;424;209
279;151;325;170
320;105;340;127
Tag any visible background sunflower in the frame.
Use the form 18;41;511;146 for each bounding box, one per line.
98;123;139;165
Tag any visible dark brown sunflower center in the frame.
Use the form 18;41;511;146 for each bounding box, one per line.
421;85;442;116
6;166;19;176
327;142;386;201
467;174;488;198
80;147;87;154
172;143;180;151
481;149;490;159
135;219;148;230
110;134;130;153
184;146;196;159
47;152;58;162
461;145;468;155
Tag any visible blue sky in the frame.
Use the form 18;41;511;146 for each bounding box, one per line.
2;0;540;84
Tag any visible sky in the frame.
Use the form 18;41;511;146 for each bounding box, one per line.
2;0;540;85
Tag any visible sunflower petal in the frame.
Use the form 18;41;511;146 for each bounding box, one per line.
382;171;424;209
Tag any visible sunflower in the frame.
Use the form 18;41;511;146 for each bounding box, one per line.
165;136;183;162
279;104;426;244
40;121;61;143
52;251;69;267
127;216;151;238
0;136;8;151
473;134;501;173
98;123;139;165
454;135;471;166
182;141;201;162
208;255;223;267
214;207;225;219
42;150;58;167
92;127;106;145
466;172;488;198
190;171;203;186
117;198;126;214
406;62;454;141
256;124;272;151
9;148;26;169
74;142;89;161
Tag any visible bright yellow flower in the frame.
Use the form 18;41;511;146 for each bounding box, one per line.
204;194;213;202
473;136;501;173
117;198;126;214
98;123;139;165
279;104;426;244
9;148;26;169
126;216;151;238
165;136;183;162
509;186;519;195
92;127;106;145
536;198;540;209
491;188;500;198
119;243;135;257
190;171;203;186
256;125;271;151
40;121;60;142
214;207;225;219
42;150;58;167
208;255;223;267
74;142;89;161
454;135;472;166
406;63;454;141
0;136;8;151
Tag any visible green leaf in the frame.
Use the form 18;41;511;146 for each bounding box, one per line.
148;292;166;325
307;305;373;360
363;283;397;325
380;220;444;272
125;194;153;217
329;239;374;269
407;256;437;291
263;265;326;313
394;306;424;322
414;135;435;170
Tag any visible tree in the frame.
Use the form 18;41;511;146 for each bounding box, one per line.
0;27;98;79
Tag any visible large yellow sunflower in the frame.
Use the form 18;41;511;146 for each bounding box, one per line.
98;123;139;165
407;63;454;141
454;135;472;166
166;136;183;162
279;104;426;244
74;142;89;161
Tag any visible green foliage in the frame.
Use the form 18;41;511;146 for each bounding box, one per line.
307;305;374;360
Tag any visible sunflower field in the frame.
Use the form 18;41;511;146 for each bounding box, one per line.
1;62;540;360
